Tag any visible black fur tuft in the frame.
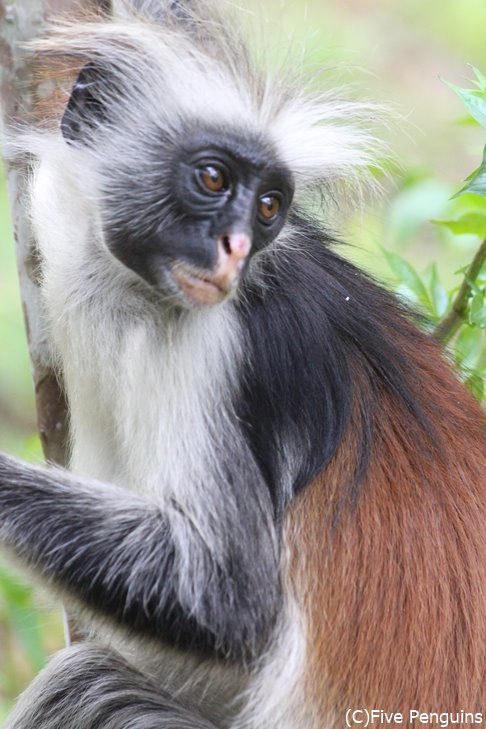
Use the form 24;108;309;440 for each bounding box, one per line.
237;213;437;514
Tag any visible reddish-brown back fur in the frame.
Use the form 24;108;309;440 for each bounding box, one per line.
287;327;486;727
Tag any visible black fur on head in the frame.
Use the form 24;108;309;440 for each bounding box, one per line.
61;63;109;144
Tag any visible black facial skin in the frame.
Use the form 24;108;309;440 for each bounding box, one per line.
102;126;294;302
173;129;293;258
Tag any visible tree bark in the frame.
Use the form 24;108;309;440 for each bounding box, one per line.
0;0;98;466
0;0;107;646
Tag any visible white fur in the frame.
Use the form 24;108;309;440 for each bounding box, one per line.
26;1;383;201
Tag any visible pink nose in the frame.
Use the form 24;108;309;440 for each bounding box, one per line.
215;233;252;289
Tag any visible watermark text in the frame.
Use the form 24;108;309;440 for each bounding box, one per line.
345;709;483;727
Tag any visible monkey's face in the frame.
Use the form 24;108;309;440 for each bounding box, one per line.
101;127;294;307
61;65;294;308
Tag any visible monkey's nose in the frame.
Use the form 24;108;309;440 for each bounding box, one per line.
215;233;252;289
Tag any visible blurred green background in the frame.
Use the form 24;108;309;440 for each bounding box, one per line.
1;0;486;720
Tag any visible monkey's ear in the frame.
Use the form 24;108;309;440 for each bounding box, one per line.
61;63;107;144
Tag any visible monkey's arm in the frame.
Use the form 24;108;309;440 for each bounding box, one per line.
0;454;279;661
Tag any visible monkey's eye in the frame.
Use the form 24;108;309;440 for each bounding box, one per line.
258;193;282;224
197;164;229;194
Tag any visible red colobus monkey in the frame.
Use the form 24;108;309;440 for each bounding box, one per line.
1;1;486;728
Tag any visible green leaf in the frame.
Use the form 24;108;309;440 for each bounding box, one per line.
454;325;484;368
456;115;481;127
469;65;486;92
455;145;486;197
464;274;483;296
446;193;486;223
428;264;449;318
470;293;486;328
465;372;485;401
381;248;432;310
443;80;486;128
433;211;486;236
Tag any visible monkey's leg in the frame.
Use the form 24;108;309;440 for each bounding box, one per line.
5;643;219;729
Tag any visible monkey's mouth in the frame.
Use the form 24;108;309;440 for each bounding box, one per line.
171;263;236;306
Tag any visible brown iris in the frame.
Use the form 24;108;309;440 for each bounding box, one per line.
259;194;281;222
201;165;227;192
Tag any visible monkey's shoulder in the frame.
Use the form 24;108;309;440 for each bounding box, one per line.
235;232;485;508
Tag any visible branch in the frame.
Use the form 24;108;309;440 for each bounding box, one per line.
434;237;486;344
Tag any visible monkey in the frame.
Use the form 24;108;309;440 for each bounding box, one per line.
1;1;486;728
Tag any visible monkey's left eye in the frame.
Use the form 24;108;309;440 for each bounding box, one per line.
258;193;282;224
197;164;229;194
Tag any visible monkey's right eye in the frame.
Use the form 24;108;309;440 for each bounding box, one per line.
197;165;229;194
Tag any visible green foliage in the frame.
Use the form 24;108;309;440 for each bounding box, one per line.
381;248;435;311
382;68;486;402
381;248;448;319
444;71;486;197
382;236;486;402
434;210;486;236
455;146;486;197
0;558;64;716
443;77;486;128
0;567;46;674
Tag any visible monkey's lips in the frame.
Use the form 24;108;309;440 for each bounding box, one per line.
171;264;235;306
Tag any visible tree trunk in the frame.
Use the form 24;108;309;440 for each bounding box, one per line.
0;0;100;466
0;0;107;645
